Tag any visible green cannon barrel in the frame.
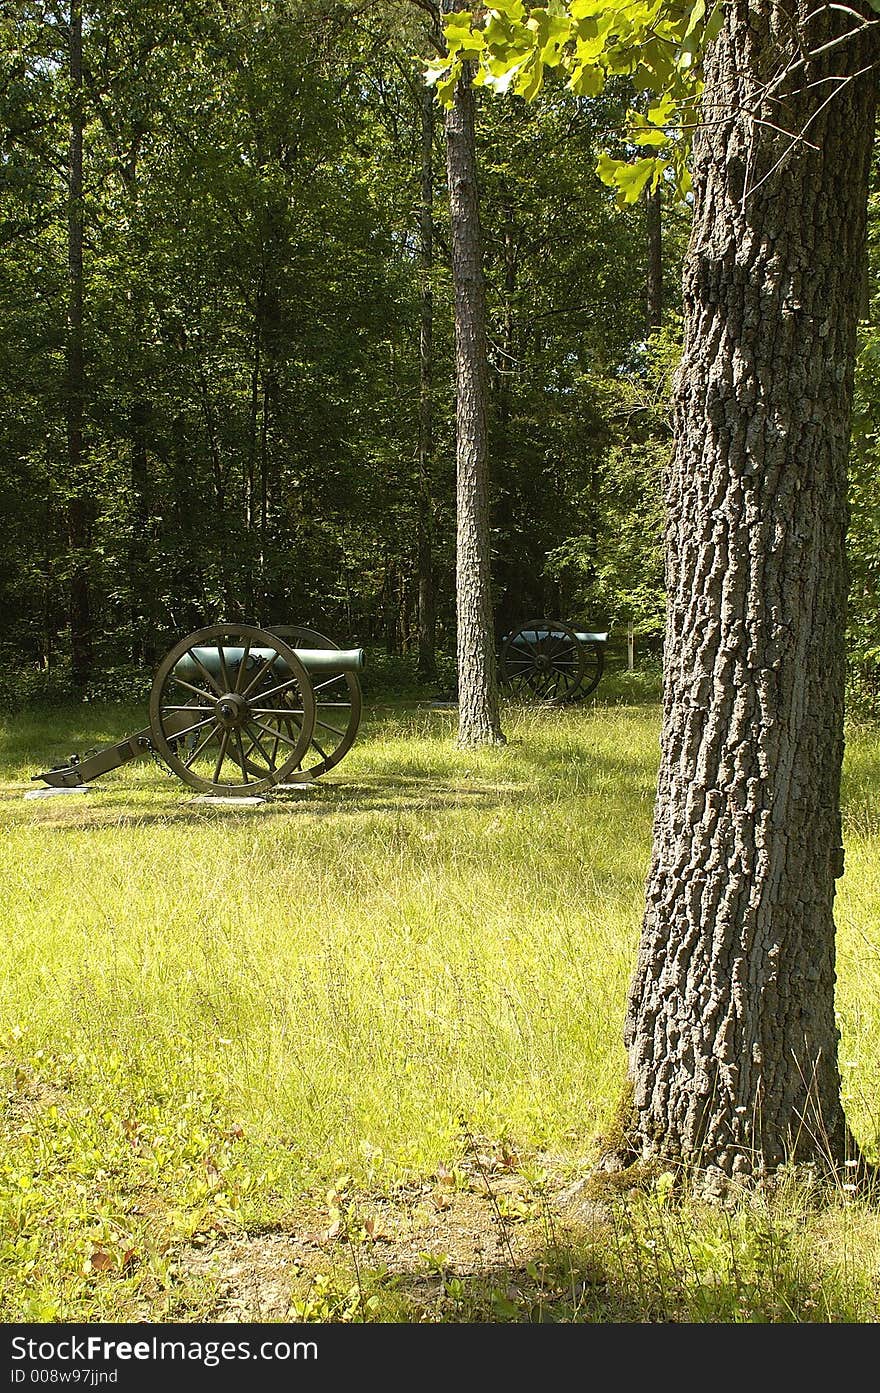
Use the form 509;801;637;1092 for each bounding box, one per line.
173;645;366;685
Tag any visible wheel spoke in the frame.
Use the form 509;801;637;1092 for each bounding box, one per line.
183;722;222;768
250;717;302;749
190;650;225;697
312;674;346;695
161;713;216;741
233;641;252;693
250;674;302;703
163;703;215;713
243;723;276;770
315;719;346;737
249;704;307;717
233;729;250;782
213;729;231;784
241;650;282;700
170;674;215;701
216;644;233;694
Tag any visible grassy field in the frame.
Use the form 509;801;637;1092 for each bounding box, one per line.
2;674;880;1322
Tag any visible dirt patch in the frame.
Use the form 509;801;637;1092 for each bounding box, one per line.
170;1155;607;1322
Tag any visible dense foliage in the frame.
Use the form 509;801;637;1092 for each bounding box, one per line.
0;0;678;699
1;0;876;704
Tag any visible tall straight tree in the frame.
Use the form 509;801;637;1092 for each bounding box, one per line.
645;184;662;332
417;80;438;684
66;0;91;687
434;0;880;1182
442;11;505;746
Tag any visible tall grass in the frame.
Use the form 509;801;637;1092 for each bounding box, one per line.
1;680;879;1321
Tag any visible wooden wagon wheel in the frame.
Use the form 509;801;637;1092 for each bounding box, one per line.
572;638;605;700
148;623;316;795
500;618;587;704
267;624;363;780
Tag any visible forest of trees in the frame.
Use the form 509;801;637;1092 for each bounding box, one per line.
1;0;879;707
1;0;689;701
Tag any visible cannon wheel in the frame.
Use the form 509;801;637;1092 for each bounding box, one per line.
500;618;587;704
572;640;605;701
148;624;316;795
268;625;363;780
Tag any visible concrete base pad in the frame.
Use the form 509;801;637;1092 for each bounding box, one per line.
188;795;267;806
24;785;93;799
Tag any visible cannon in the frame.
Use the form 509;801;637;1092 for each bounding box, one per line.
32;623;365;797
499;618;608;704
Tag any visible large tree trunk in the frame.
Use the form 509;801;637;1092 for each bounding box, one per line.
66;0;91;689
623;0;878;1186
444;63;505;746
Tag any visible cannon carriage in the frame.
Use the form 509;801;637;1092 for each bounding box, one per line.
499;618;608;705
32;622;365;797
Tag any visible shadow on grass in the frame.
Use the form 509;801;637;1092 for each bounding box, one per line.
1;737;659;831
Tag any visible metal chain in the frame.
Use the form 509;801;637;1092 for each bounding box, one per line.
138;734;176;777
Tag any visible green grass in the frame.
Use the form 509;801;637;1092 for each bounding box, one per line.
1;675;880;1322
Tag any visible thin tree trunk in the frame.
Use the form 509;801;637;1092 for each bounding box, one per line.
66;0;91;689
245;295;262;620
645;184;662;332
444;62;505;746
129;399;150;662
259;374;270;617
417;82;437;684
622;0;878;1187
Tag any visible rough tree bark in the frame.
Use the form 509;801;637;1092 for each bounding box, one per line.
444;61;505;745
622;0;878;1186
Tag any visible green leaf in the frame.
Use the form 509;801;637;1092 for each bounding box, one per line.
488;0;526;17
445;15;484;56
568;62;604;96
481;59;528;93
596;153;661;203
704;1;724;42
526;10;574;66
569;0;607;17
647;93;676;125
424;60;452;87
683;0;705;39
426;62;461;107
484;14;516;46
515;54;545;100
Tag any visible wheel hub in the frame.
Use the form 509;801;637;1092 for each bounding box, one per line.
215;692;249;729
